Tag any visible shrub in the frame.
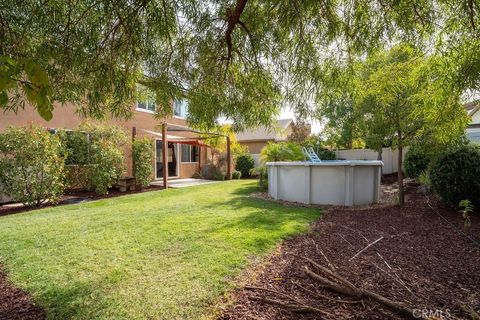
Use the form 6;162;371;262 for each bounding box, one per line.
0;126;65;206
65;165;91;190
212;169;226;181
430;145;480;208
417;170;431;194
260;142;304;163
249;166;268;190
60;123;127;194
133;137;154;188
231;170;241;179
404;148;430;178
89;138;126;194
201;163;226;180
257;166;268;191
235;153;255;178
318;149;336;160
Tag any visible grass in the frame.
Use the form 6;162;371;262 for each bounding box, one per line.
0;180;321;320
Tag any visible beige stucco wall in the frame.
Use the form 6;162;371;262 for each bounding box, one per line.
0;103;209;179
239;140;270;154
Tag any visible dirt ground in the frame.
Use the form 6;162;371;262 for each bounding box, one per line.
0;269;45;320
220;178;480;320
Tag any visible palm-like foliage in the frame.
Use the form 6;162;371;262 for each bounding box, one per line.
260;142;304;163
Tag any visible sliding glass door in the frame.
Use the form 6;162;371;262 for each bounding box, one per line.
155;141;178;179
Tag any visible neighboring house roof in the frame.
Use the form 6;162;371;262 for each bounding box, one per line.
465;100;480;127
465;100;480;117
236;119;294;142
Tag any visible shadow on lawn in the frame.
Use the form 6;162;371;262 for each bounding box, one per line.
198;183;322;252
40;274;123;319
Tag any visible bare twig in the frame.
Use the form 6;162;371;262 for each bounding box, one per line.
374;264;415;297
376;252;392;270
294;282;361;305
349;237;384;261
304;267;416;318
318;246;336;270
249;296;333;316
341;226;370;243
246;286;334;317
339;234;355;248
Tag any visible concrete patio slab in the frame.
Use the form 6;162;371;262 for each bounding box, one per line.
150;178;220;188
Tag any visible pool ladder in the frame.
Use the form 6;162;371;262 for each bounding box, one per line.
302;147;322;163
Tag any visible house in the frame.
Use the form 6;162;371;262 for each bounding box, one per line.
236;119;296;164
466;100;480;143
0;99;212;181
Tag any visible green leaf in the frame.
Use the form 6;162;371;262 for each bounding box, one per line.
0;76;13;92
0;56;17;67
23;82;39;104
0;91;8;107
37;104;53;121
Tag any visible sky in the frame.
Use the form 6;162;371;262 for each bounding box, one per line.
279;108;323;134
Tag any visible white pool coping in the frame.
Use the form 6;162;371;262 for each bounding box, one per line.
266;160;383;167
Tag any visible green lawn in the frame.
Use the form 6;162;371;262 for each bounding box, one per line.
0;180;321;320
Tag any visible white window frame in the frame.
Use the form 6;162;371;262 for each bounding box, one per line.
136;98;156;114
180;144;199;163
173;99;188;119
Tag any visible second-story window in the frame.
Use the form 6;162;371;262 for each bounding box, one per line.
137;98;156;112
173;99;188;118
137;85;156;112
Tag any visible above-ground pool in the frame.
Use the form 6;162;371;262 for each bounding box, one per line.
267;160;383;206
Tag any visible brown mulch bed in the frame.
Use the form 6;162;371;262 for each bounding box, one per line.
0;269;45;320
0;185;163;217
221;181;480;319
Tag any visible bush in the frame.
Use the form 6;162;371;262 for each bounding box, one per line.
0;126;66;206
248;167;258;178
201;163;226;180
249;166;268;191
257;166;268;191
430;145;480;208
231;170;241;179
212;169;226;181
89;138;126;194
404;148;430;178
65;165;91;190
260;142;304;163
318;149;336;160
235;153;255;178
133;137;154;188
60;123;127;194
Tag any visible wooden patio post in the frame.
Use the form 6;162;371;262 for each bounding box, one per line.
131;126;136;178
198;146;202;171
162;123;168;189
226;135;231;180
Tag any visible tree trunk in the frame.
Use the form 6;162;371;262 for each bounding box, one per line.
397;146;404;205
377;148;383;175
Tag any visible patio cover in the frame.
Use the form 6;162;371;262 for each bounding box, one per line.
140;129;210;148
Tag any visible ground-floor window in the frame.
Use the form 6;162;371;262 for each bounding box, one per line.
181;144;199;163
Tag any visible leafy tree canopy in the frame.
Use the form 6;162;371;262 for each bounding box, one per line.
319;43;469;204
1;0;479;130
